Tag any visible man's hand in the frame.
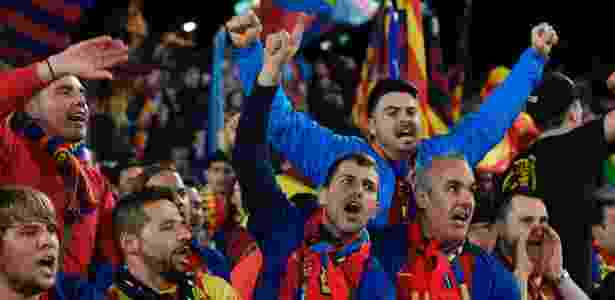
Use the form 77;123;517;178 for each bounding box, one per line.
46;36;129;81
531;22;559;58
539;225;564;282
226;10;262;48
257;31;292;86
514;226;535;280
257;16;305;86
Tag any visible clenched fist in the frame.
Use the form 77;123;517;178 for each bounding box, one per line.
531;22;559;58
226;11;262;48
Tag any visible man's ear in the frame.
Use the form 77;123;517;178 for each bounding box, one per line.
368;116;377;140
415;190;429;210
119;232;140;256
592;225;606;244
318;187;329;207
24;93;44;120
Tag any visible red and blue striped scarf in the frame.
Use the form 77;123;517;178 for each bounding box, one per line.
397;222;465;300
12;113;96;223
280;208;371;300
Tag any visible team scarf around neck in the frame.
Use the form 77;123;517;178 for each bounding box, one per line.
370;142;416;224
109;262;210;300
280;208;371;300
11;112;96;223
397;222;466;300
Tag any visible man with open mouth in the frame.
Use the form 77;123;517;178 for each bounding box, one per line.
233;29;395;300
107;189;239;300
493;163;590;300
0;186;93;300
233;27;501;300
0;35;130;293
229;11;556;229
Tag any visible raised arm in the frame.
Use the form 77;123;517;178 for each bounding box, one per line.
232;30;312;242
227;12;365;187
420;23;556;167
0;36;128;119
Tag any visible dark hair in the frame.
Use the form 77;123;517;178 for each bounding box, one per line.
128;164;177;192
112;189;180;240
525;71;579;130
322;153;378;187
590;185;615;226
367;79;419;115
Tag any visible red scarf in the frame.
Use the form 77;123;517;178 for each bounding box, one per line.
397;223;463;300
280;208;371;300
370;142;416;224
12;113;97;223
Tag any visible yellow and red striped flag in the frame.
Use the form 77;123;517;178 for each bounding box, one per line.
476;67;541;174
353;0;447;138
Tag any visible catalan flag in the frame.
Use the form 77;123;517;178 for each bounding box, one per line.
424;1;456;127
353;0;448;138
476;67;541;174
0;0;95;65
271;0;378;26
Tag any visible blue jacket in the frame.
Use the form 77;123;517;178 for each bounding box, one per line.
233;83;395;300
232;43;546;228
371;226;521;300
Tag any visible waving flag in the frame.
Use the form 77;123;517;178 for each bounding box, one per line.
353;0;448;138
271;0;378;25
0;0;95;65
424;1;456;127
476;67;541;174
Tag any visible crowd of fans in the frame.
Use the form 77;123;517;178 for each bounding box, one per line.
4;2;615;300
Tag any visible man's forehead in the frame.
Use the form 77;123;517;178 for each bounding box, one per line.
511;194;547;216
10;219;55;227
429;159;473;182
49;75;84;90
147;171;184;188
377;92;418;109
334;160;378;182
143;199;179;219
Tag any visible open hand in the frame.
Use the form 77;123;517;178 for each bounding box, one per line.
48;36;129;80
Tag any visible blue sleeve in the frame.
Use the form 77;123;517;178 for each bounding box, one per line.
470;253;521;300
232;82;309;246
268;87;367;186
490;258;522;300
419;48;546;167
231;41;264;97
232;40;366;187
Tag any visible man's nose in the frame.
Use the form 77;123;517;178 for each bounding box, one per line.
178;223;192;242
38;229;59;250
